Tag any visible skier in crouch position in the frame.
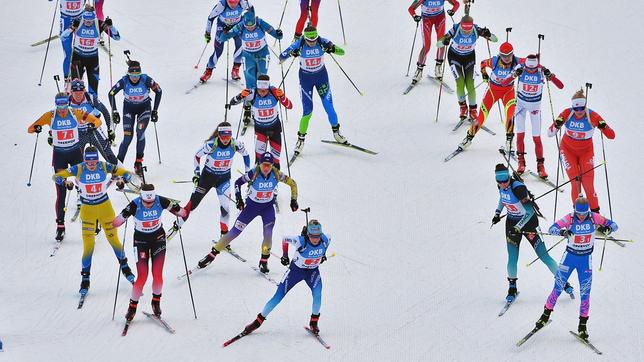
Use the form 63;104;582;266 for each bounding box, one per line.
491;164;574;303
196;152;298;273
113;184;188;321
408;0;460;83
534;196;617;341
237;220;331;336
279;26;347;156
547;89;615;212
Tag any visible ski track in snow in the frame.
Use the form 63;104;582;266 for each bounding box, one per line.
1;0;643;361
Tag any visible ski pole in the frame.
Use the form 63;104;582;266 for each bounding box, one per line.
301;207;311;224
537;33;544;64
54;75;61;92
337;0;347;44
434;48;449;123
280;115;292;178
234;108;244;139
194;43;208;69
112;218;128;321
273;0;289;47
329;54;364;96
598;234;608;271
278;57;296;88
526;237;565;267
108;34;113;87
406;21;420;77
224;41;230;123
505;27;512;42
533;162;605;201
585;83;613;219
38;0;59;86
177;216;198;319
153;122;162;164
278;39;289;123
27;133;40;187
490;213;507;228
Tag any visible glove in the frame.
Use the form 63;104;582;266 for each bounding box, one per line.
441;36;451;46
413;15;422;22
554;117;564;130
236;195;245;210
64;180;74;190
54;176;65;185
204;32;211;43
597;225;611;235
72;18;80;29
482;72;489;82
479;27;491;38
447;9;455;16
320;255;328;264
112;110;120;124
559;229;572;237
123;172;132;183
240;89;251;98
151;110;158;123
223;24;234;32
514;67;523;77
280;255;290;266
324;44;336;54
290;199;299;212
107;129;116;143
492;214;501;225
542;67;552;78
104;17;113;27
192;174;200;186
47;131;53;146
33;125;43;133
275;29;283;39
290;48;300;57
224;103;232;110
86;122;96;131
598;121;607;129
272;88;285;99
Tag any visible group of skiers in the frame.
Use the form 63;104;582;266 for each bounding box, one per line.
28;0;339;343
407;0;620;346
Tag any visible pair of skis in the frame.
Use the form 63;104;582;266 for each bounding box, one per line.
403;75;454;95
516;320;602;355
185;78;242;95
222;325;330;349
289;140;378;166
122;311;176;336
499;147;564;192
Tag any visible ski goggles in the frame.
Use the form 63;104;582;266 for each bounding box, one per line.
303;29;319;41
495;170;510;183
256;79;270;89
141;189;156;202
574;202;590;216
55;97;70;109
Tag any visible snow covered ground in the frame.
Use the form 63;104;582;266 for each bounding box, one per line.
1;0;643;361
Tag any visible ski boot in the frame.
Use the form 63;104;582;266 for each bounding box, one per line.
55;219;65;241
243;104;252;127
434;59;444;80
412;63;424;85
468;105;478;121
119;258;136;283
564;282;575;298
578;316;589;341
151;294;162;317
294;132;306;154
244;313;266;334
517;152;526;175
309;314;321;334
458;101;468;120
134;159;145;178
332;124;348;144
231;63;242;81
200;67;213;83
535;307;552;329
459;130;475;150
125;299;138;322
79;271;90;295
198;248;220;269
258;254;270;274
506;277;518;303
536;158;548;179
